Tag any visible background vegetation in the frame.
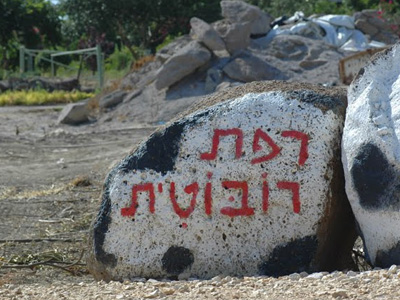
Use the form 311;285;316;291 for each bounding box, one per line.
0;0;397;80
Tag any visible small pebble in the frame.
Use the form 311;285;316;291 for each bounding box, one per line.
388;265;398;274
300;272;308;278
288;273;301;281
347;271;357;277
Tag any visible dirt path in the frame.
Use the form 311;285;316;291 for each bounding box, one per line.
0;105;155;285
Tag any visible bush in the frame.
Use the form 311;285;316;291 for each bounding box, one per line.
105;47;135;71
0;90;94;106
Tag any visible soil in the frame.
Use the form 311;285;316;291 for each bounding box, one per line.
0;104;155;286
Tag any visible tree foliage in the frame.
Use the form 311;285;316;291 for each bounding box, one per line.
59;0;221;55
246;0;380;18
0;0;62;70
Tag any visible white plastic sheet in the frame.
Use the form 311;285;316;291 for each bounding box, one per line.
317;14;355;29
255;12;386;52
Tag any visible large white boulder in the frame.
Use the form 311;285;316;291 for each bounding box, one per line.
88;81;355;281
342;43;400;267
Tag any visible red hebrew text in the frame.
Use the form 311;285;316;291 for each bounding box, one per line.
281;130;309;166
200;128;243;160
121;183;156;217
121;128;309;219
251;129;281;164
262;173;269;212
204;172;213;215
277;181;301;214
220;181;255;217
169;182;199;218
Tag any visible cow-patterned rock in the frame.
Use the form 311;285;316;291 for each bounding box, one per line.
342;43;400;267
88;81;355;281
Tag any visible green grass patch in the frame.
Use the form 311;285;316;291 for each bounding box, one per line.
0;89;94;106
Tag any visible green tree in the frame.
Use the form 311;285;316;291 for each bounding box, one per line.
59;0;221;56
0;0;62;70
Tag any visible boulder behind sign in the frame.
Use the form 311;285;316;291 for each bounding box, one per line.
87;81;355;281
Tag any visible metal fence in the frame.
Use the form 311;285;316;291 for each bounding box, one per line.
19;45;104;88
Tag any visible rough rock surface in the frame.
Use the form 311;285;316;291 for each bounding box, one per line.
223;52;287;82
190;17;226;52
354;10;399;45
155;41;211;90
342;43;400;267
214;21;252;55
88;81;355;281
98;90;127;109
57;101;89;125
220;0;272;36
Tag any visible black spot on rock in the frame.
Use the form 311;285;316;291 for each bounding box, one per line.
287;90;342;112
161;246;194;275
351;143;399;210
375;241;400;268
118;111;209;175
259;235;318;277
119;121;187;175
92;169;117;267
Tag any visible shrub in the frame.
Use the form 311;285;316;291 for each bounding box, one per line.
0;90;94;106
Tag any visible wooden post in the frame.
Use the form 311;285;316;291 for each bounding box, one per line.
96;44;104;89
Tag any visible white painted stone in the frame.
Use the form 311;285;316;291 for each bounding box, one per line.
88;82;354;281
342;43;400;267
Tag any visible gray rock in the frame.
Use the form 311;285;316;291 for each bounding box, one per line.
155;41;211;90
354;10;399;44
214;21;252;55
123;89;142;103
119;60;161;91
223;52;287;82
342;43;400;268
220;0;271;35
190;17;226;52
205;68;224;93
57;102;89;125
88;81;355;281
354;19;379;36
99;90;127;109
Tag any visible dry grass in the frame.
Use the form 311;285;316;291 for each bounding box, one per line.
131;55;155;72
0;90;94;106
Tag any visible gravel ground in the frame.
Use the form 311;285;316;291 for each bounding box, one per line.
2;267;400;299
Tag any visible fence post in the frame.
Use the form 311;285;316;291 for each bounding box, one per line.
27;52;33;73
51;56;55;77
96;44;104;88
19;46;25;74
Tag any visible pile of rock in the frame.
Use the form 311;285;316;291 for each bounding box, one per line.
59;1;400;127
354;10;399;45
